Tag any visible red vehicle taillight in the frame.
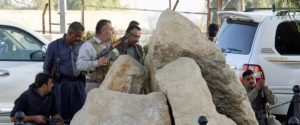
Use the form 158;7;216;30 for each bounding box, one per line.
242;64;265;81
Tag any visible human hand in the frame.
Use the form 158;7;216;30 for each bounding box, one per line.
34;115;46;124
56;121;64;125
256;79;267;90
259;79;268;89
98;57;108;66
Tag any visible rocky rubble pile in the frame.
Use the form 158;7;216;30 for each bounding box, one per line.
70;9;258;125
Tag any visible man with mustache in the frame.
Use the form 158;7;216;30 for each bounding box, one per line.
242;70;280;125
117;24;144;65
43;22;86;124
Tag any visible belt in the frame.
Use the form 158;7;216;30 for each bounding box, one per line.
60;74;85;81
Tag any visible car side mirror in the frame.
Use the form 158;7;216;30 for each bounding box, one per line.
30;50;44;61
42;45;47;53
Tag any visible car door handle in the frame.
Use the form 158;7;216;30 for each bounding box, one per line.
0;70;9;76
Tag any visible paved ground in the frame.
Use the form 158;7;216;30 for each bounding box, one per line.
0;114;287;124
0;113;12;125
0;10;206;34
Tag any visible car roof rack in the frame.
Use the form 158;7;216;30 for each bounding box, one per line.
245;8;300;12
276;10;300;16
245;8;274;12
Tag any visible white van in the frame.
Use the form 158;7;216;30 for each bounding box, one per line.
215;10;300;115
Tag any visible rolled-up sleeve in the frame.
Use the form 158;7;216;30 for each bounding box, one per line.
76;42;99;72
264;87;277;105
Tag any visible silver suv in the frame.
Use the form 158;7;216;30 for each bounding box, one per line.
0;20;48;123
215;10;300;116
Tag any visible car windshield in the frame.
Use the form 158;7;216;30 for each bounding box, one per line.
216;19;258;54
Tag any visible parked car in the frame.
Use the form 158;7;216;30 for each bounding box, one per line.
0;20;48;122
215;10;300;116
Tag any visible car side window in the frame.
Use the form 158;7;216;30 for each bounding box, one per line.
275;21;300;55
0;26;43;60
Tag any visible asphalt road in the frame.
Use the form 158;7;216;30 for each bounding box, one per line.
0;114;287;125
0;113;12;125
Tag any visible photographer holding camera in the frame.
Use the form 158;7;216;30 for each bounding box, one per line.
242;70;281;125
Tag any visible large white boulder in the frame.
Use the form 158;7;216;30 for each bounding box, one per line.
145;9;257;125
100;55;149;94
156;57;236;125
70;89;171;125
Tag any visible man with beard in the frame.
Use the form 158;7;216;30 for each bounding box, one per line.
76;19;119;94
43;22;86;124
116;24;144;65
242;70;280;125
10;73;63;125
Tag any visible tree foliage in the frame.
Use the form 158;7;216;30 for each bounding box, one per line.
0;0;57;10
0;0;121;10
245;0;274;8
0;1;14;9
85;0;121;10
210;0;300;10
277;0;300;9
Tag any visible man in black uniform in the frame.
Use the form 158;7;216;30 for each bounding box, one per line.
10;73;63;125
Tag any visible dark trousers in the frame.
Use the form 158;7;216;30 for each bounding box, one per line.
53;79;86;124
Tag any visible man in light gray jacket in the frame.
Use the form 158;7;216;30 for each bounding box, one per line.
76;19;119;94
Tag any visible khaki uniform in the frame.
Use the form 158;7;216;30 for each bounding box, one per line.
246;87;281;125
76;37;118;94
89;41;110;82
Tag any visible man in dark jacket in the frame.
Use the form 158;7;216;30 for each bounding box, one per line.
10;72;63;125
43;21;86;124
116;24;144;65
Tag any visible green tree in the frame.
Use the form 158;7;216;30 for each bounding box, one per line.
0;0;58;10
85;0;121;10
0;0;121;10
277;0;300;9
67;0;81;10
0;0;14;9
30;0;58;10
210;0;274;10
65;0;121;10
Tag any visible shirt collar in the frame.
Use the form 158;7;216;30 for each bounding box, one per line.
93;36;103;44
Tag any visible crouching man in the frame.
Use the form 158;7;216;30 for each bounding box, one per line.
242;70;281;125
10;72;63;125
